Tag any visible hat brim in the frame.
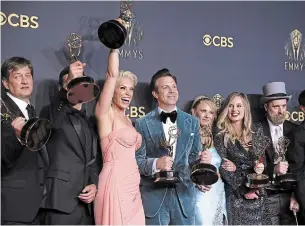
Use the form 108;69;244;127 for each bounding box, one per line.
260;95;292;105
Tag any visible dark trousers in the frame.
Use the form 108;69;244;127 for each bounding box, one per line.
43;203;94;225
3;209;44;225
264;192;296;225
145;188;195;225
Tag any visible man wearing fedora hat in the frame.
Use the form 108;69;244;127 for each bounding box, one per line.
287;89;305;225
260;81;299;225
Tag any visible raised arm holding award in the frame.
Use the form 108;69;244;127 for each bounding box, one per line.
64;33;100;105
98;0;136;49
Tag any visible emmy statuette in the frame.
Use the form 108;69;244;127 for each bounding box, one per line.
65;33;100;105
190;125;218;186
98;0;136;49
0;98;51;151
155;126;181;184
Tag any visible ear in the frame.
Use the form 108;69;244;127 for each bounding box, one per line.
152;90;158;99
264;103;268;112
190;108;195;116
2;79;9;90
300;105;305;113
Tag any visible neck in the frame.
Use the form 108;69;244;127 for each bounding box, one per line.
7;92;30;104
231;120;242;135
73;103;82;111
158;103;176;112
112;103;126;115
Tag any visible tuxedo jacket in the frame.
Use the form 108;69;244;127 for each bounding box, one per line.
261;119;296;181
1;93;48;223
39;88;99;215
135;108;202;218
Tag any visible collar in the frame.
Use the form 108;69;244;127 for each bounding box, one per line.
6;92;30;113
267;118;283;133
157;106;177;115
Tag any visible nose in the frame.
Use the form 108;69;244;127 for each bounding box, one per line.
21;75;28;84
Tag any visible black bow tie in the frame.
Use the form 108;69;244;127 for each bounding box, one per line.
160;110;177;124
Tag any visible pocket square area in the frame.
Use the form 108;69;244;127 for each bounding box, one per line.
191;133;194;136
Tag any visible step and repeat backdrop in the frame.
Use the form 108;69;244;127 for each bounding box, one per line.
1;1;305;124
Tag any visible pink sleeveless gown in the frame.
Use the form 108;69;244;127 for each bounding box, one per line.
94;120;145;225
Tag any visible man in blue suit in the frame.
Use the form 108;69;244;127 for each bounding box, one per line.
135;68;211;225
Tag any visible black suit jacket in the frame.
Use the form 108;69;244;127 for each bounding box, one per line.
1;93;48;223
261;119;296;182
39;89;99;214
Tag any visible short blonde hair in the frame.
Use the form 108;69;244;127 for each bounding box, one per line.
191;95;217;115
118;70;137;87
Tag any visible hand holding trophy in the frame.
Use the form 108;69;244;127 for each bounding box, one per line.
98;0;136;49
155;126;181;184
65;33;100;105
0;98;51;151
246;136;270;189
191;125;218;186
274;136;297;190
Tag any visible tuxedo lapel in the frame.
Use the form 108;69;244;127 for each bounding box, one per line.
145;108;166;149
1;94;25;118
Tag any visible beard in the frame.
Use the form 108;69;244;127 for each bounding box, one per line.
267;113;286;125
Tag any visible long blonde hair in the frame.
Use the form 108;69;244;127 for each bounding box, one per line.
217;92;253;146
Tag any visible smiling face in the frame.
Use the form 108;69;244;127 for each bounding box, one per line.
265;99;287;125
152;76;179;110
227;96;245;123
192;100;216;127
2;65;33;102
112;77;135;110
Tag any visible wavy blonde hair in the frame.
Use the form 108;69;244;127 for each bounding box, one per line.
118;70;137;87
217;92;253;146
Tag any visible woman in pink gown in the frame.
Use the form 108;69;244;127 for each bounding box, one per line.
94;48;145;225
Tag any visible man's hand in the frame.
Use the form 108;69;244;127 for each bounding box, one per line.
78;184;97;204
11;117;26;138
65;61;86;87
156;156;173;171
199;150;212;164
290;195;299;213
275;161;289;175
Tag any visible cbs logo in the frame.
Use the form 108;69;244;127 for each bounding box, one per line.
126;106;146;118
285;111;304;122
1;12;39;29
202;34;234;48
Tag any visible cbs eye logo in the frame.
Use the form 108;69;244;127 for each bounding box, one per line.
202;34;234;48
1;12;39;29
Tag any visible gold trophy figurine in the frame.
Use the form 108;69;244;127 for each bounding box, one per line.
65;33;100;105
155;126;181;184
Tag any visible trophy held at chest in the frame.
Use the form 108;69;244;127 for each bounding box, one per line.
274;136;297;190
65;33;100;105
155;126;181;184
0;98;52;151
190;125;218;186
246;136;270;189
98;0;136;49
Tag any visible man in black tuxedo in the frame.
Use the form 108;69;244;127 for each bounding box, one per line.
260;82;299;225
40;61;99;224
1;57;48;224
287;89;305;224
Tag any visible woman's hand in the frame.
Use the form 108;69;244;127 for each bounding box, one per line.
222;158;236;172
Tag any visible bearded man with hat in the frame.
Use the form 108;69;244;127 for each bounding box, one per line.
260;81;299;225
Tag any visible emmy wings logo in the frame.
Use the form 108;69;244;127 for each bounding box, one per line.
1;12;39;29
284;29;305;71
119;21;144;60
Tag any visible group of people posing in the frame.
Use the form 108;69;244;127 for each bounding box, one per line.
1;48;305;225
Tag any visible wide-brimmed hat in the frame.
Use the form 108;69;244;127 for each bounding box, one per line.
260;82;291;105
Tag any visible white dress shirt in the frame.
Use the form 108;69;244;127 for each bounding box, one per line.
267;118;283;151
6;92;30;120
152;106;178;174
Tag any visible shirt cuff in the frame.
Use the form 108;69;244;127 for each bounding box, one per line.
152;158;161;175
